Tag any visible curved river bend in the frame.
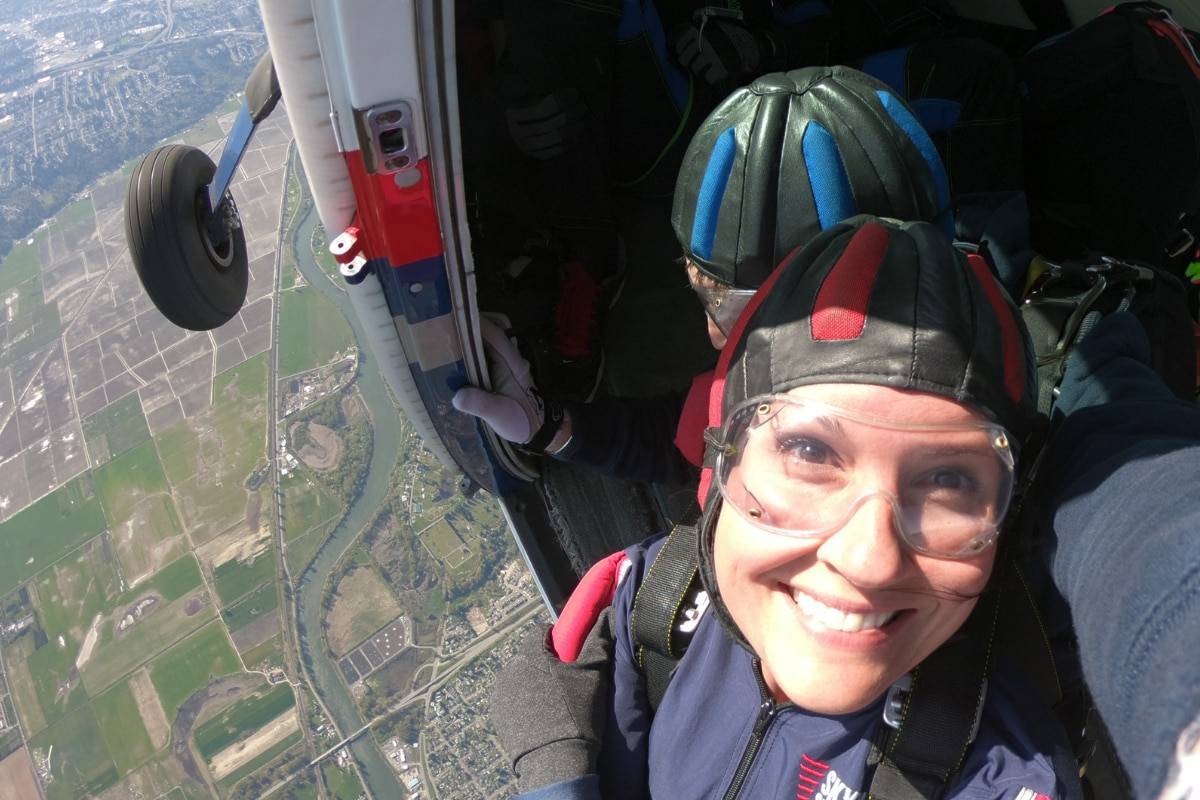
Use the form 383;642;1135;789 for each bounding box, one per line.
291;201;405;798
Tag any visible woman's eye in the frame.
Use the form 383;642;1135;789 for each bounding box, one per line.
780;437;834;465
925;468;975;492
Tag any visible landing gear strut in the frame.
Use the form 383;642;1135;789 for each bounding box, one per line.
124;51;281;331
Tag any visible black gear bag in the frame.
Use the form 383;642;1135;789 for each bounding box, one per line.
1021;3;1200;314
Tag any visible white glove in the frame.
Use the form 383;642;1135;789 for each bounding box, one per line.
453;318;562;450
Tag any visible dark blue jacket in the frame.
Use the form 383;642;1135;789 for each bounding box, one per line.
588;538;1072;800
1032;312;1200;798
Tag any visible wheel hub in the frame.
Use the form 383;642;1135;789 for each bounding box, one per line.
196;190;238;271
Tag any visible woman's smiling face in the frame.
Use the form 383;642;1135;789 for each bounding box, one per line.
712;383;1000;713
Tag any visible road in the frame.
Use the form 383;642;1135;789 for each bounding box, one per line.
307;599;543;769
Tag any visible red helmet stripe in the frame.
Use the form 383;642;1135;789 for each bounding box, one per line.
810;222;891;341
965;253;1024;403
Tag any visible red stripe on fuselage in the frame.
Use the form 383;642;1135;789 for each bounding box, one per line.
342;150;443;267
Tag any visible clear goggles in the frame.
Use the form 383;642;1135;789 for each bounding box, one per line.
714;396;1016;559
690;278;757;337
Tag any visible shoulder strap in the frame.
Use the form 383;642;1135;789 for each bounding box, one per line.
630;522;701;714
867;577;1001;799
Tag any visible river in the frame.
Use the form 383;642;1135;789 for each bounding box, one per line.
290;200;406;798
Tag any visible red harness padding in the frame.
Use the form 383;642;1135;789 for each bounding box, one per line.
550;551;630;663
674;371;715;468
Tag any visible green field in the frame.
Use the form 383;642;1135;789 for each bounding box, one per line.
149;622;242;722
311;224;344;289
214;349;268;400
221;581;279;632
4;638;46;734
194;683;295;760
31;703;120;800
285;782;320;800
33;537;122;641
213;552;276;606
277;287;354;377
48;196;95;234
283;477;342;539
83;394;151;462
93;440;173;526
240;634;285;670
284;525;329;576
181;113;225;147
93;680;155;774
6;299;62;361
135;553;204;603
217;730;302;795
420;518;466;561
0;476;108;597
0;232;42;293
81;588;216;701
158;354;269;540
322;762;366;800
27;634;86;726
4;275;43;322
155;422;199;486
142;490;185;534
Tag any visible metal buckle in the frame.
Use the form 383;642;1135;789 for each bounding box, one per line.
882;674;913;730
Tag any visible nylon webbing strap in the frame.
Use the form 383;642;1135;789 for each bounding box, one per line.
993;561;1062;710
631;523;701;714
868;588;999;799
1020;300;1067;418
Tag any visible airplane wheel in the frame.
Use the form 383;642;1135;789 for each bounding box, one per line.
125;144;248;331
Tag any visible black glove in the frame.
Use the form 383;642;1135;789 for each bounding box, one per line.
670;18;768;89
490;608;614;791
505;88;587;160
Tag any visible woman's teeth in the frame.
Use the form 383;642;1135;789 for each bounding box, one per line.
791;589;897;633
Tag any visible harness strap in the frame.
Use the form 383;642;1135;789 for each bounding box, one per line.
867;581;1000;799
631;522;701;713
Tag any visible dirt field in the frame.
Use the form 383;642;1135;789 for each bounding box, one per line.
74;613;102;669
130;667;171;750
0;748;41;800
325;566;403;657
231;612;281;654
297;422;340;471
208;708;299;780
196;524;271;572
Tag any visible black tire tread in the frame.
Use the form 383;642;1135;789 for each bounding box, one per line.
124;144;248;330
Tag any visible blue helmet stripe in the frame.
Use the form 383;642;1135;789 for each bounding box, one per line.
691;127;737;260
802;121;857;231
876;90;954;238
